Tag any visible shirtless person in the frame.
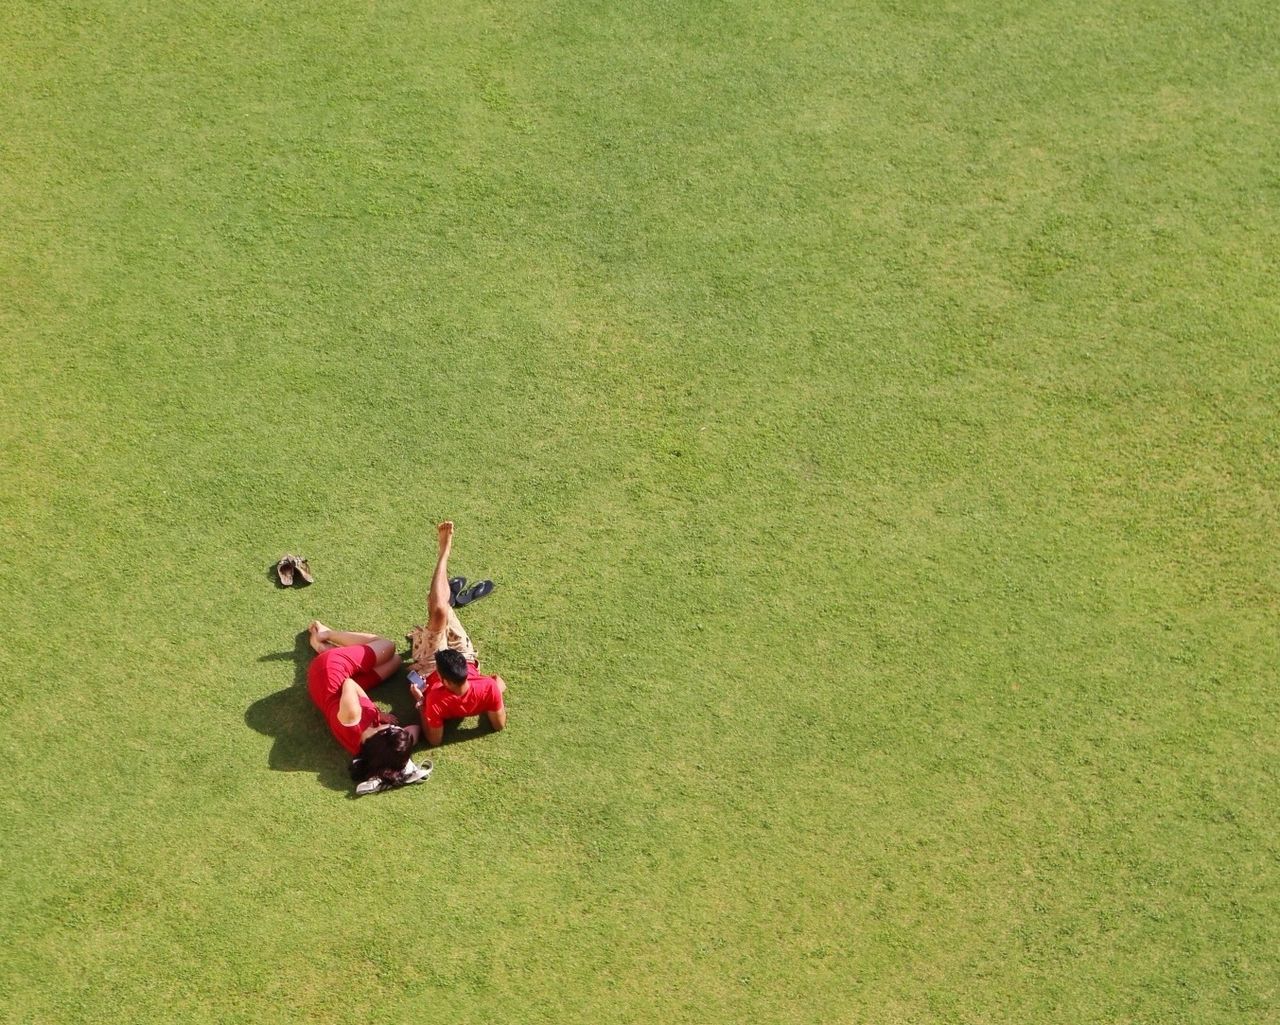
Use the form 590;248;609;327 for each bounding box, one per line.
407;521;508;747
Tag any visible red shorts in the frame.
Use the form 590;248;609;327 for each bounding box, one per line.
306;644;383;706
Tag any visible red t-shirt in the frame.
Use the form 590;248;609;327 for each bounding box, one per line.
307;644;386;755
422;663;504;729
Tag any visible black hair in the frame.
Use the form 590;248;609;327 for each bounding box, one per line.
435;648;469;686
349;726;413;782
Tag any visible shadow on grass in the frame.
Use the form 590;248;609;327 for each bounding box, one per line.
436;716;502;747
246;630;348;792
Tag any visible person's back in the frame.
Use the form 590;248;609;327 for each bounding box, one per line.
416;649;506;743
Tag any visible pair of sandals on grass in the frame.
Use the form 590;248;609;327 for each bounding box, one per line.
275;554;314;587
447;575;494;608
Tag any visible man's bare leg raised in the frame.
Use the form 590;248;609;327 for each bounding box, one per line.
426;520;455;636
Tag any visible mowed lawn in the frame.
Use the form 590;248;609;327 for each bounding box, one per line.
2;1;1277;1022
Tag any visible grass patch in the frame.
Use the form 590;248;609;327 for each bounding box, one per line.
2;1;1277;1022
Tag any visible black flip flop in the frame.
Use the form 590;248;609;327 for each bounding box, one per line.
448;576;467;607
454;579;495;607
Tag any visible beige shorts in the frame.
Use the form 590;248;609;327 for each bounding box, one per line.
408;608;477;675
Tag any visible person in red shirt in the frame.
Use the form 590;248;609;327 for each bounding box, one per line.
306;621;421;780
407;521;508;747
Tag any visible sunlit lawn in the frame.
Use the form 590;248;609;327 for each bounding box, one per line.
2;2;1277;1022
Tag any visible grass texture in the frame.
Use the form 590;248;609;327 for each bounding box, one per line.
2;1;1277;1022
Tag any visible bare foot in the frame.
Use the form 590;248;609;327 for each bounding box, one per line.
437;520;454;550
308;620;333;654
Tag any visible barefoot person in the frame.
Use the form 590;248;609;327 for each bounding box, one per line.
408;522;508;747
307;622;422;783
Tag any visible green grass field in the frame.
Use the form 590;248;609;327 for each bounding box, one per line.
3;1;1277;1021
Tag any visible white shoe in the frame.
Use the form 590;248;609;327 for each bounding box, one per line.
354;759;433;796
399;758;433;786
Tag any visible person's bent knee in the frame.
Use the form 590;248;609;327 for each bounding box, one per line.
367;638;397;664
374;654;403;681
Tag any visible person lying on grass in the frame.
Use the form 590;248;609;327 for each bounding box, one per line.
307;622;421;783
407;520;508;747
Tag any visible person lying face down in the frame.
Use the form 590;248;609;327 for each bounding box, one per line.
412;648;507;747
306;622;422;783
406;521;508;747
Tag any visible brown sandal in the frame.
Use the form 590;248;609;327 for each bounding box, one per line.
275;554;309;586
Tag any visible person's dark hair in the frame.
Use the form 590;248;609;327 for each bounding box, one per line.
350;726;413;782
435;648;469;686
